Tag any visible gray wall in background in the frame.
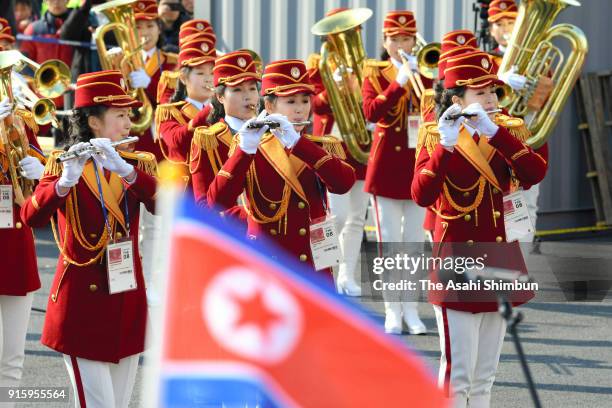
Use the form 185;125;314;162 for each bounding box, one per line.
195;0;612;229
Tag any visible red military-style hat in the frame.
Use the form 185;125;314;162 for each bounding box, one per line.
261;60;315;97
179;35;216;67
75;70;142;109
382;11;417;37
439;30;478;80
179;19;216;47
132;0;158;21
488;0;518;23
0;18;15;43
443;50;504;89
213;50;261;87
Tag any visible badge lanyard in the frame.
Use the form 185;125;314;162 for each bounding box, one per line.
93;165;130;243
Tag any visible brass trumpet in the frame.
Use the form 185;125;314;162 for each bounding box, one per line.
414;33;441;80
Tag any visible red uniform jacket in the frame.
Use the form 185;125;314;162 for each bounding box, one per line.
156;100;212;191
0;112;44;295
133;50;178;162
308;65;367;180
362;60;432;199
21;151;157;362
411;118;548;312
207;135;356;270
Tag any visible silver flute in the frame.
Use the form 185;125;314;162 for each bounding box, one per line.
246;120;311;129
448;109;502;121
56;137;139;163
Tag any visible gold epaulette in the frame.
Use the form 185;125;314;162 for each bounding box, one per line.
119;150;158;177
192;122;229;152
163;51;179;65
155;100;187;134
156;70;180;104
306;53;321;70
304;134;346;160
361;59;389;79
228;134;240;157
14;108;39;134
415;122;439;159
43;150;64;177
494;114;530;142
420;88;436;119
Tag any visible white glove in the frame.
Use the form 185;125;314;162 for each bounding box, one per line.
438;103;464;148
0;97;11;121
462;102;499;137
129;68;151;89
406;55;418;71
237;110;269;154
500;66;527;91
395;62;412;87
267;113;301;149
90;138;134;177
19;156;45;180
58;142;91;188
332;67;353;83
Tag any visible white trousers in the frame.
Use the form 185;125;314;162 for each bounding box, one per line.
372;196;426;307
139;204;161;286
0;294;34;387
63;354;140;408
328;180;370;282
433;306;507;408
519;184;540;243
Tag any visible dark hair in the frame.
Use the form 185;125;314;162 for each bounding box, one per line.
260;94;277;114
15;0;31;7
66;106;109;148
207;84;227;124
170;66;192;103
434;81;466;120
380;48;390;61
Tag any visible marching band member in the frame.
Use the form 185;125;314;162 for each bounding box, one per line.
21;70;157;408
361;10;430;334
189;50;261;207
411;50;547;408
157;19;217;105
207;59;355;274
156;33;217;185
488;0;545;243
307;7;369;296
126;0;179;161
0;92;45;396
422;30;479;238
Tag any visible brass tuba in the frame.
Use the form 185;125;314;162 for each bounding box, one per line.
93;0;154;134
498;0;588;148
311;8;372;164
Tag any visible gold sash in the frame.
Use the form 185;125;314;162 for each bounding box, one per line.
455;127;501;190
81;162;127;231
257;135;308;202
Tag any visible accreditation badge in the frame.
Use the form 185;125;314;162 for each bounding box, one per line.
106;237;137;294
309;216;341;271
0;185;14;228
503;189;534;242
407;114;421;149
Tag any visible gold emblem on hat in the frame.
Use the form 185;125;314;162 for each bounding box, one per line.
457;35;465;45
398;15;407;24
138;2;145;9
500;2;508;9
0;23;4;29
237;57;247;68
481;57;490;69
290;66;300;79
196;22;204;30
201;43;209;52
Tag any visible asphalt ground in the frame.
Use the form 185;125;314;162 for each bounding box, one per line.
15;227;612;407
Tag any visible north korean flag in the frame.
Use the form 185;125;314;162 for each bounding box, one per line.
158;198;446;408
